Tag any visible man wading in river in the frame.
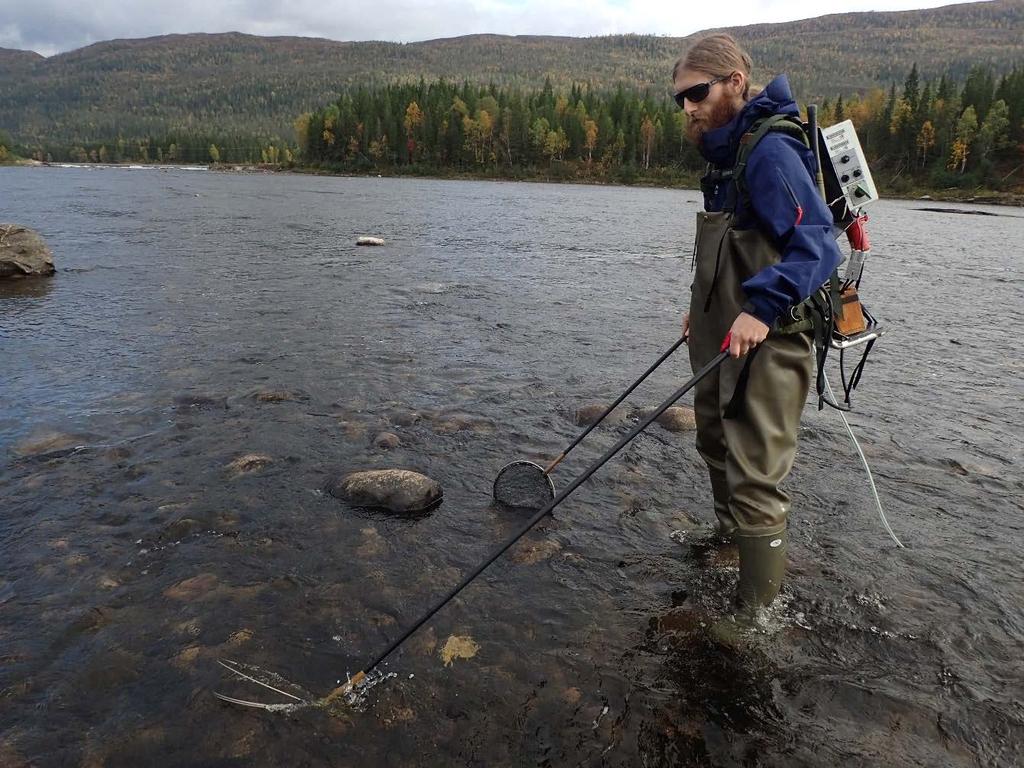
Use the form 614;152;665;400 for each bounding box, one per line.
675;35;842;618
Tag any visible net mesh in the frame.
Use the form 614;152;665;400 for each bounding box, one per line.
493;461;555;509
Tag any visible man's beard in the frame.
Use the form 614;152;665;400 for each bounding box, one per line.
686;97;741;145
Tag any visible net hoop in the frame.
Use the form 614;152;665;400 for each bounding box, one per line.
492;460;555;510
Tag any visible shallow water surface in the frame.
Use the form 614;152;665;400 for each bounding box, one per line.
1;167;1022;766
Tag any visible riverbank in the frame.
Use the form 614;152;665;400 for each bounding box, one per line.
0;156;40;167
9;159;1022;206
279;163;1024;207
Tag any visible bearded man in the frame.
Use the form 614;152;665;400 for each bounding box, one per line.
674;34;842;617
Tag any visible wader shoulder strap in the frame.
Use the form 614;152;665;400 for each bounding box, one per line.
701;115;808;213
731;114;810;214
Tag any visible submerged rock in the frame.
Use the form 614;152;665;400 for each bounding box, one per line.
373;432;401;450
0;224;55;279
328;469;442;513
945;457;998;477
562;687;583;706
160;517;207;541
338;420;368;440
226;628;254;647
164;573;219;601
658;406;697;432
173;393;228;410
12;431;88;458
575;403;626;427
633;405;697;432
387;409;421;427
66;606;116;636
430;412;495;435
511;536;563;565
252;389;308;403
408;626;438;657
225;453;273;477
171;645;203;670
77;648;140;690
356;236;385;246
356;526;388;558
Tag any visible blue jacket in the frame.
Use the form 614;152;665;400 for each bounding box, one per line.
699;75;842;326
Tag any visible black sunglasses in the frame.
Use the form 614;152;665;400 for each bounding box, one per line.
673;76;727;108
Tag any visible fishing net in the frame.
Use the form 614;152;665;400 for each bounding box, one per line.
492;460;555;510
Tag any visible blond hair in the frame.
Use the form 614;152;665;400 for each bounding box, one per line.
673;34;754;99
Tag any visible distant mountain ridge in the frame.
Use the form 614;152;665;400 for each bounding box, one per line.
0;48;44;68
1;0;1021;146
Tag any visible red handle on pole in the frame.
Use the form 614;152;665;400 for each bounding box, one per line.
847;214;871;251
720;332;733;353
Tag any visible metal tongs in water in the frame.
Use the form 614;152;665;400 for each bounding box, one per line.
215;659;378;712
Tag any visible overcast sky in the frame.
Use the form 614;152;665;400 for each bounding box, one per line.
0;0;982;57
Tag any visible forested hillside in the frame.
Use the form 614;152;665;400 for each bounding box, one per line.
293;63;1024;196
0;0;1020;156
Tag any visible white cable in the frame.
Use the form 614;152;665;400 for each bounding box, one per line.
822;371;905;548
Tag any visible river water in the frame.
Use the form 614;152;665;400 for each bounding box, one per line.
1;167;1022;767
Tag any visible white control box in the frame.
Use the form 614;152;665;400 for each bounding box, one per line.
822;119;878;210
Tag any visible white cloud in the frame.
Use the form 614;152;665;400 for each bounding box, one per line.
0;0;978;55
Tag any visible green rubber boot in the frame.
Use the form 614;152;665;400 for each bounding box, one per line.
736;528;787;610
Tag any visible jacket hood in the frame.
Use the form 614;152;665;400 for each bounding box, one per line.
699;74;800;166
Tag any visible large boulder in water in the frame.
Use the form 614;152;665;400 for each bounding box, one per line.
329;469;442;513
0;224;55;279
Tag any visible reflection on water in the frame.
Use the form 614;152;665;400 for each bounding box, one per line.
1;167;1022;766
0;276;56;300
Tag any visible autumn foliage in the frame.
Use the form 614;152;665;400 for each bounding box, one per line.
297;65;1024;192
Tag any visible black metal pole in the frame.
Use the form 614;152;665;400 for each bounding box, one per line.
807;104;827;201
358;348;729;677
543;335;686;474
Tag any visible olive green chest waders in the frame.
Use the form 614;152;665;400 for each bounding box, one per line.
687;211;814;609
